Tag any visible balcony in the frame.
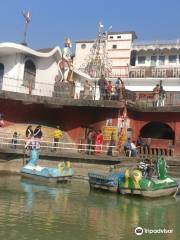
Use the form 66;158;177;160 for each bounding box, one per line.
129;66;180;78
132;40;180;51
135;91;180;107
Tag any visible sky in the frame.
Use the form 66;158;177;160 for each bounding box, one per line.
1;0;180;50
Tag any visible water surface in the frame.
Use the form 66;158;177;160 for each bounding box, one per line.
0;174;179;240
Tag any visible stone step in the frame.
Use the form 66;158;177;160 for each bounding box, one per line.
167;160;180;166
168;166;180;172
168;171;180;178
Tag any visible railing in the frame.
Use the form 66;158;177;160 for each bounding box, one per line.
129;66;180;78
138;146;174;157
0;136;118;155
136;92;180;106
0;135;175;158
1;75;180;107
133;39;180;48
0;75;133;102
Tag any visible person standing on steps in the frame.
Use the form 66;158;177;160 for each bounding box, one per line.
33;125;43;149
52;126;63;151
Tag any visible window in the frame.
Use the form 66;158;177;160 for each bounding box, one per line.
169;55;177;63
23;60;36;94
117;35;121;39
137;56;146;64
81;44;86;49
151;56;157;66
109;36;113;39
159;56;165;65
112;44;117;49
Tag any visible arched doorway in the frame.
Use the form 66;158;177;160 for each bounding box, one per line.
0;63;4;89
23;60;36;94
140;121;174;139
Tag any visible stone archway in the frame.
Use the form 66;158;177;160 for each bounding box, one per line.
140;121;174;140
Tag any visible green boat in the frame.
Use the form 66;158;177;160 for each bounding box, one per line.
119;157;178;198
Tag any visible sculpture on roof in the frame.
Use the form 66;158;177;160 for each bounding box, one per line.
59;38;73;82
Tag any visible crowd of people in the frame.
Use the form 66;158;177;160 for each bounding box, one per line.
8;122;152;159
10;125;63;151
74;76;126;101
98;75;125;100
86;128;103;155
84;125;151;158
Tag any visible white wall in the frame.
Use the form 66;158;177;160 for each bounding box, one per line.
0;54;24;92
1;53;59;97
34;57;59;96
74;42;94;69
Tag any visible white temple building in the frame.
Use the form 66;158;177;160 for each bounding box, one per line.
0;42;62;96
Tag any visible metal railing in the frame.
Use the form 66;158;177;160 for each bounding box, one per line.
0;136;118;155
0;135;175;158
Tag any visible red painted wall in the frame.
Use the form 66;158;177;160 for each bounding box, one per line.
1;99;180;155
0;99;119;143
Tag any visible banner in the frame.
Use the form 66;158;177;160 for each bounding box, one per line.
102;126;118;141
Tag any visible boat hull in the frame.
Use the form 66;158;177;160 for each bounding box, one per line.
21;172;72;183
120;186;178;198
88;172;124;193
89;183;118;193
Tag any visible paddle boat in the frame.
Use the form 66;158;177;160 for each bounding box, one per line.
88;157;178;198
20;149;74;183
88;171;124;192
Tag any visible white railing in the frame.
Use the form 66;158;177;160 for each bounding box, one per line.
0;136;118;155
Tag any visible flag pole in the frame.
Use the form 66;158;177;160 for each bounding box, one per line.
23;20;28;45
22;10;31;46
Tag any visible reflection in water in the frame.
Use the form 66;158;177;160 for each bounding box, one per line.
0;174;179;240
20;179;70;209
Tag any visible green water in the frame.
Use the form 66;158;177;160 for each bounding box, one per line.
0;174;180;240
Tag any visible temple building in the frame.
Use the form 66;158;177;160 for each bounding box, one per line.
0;32;180;159
0;42;62;96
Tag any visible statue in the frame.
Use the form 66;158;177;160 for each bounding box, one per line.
59;38;73;82
157;157;167;180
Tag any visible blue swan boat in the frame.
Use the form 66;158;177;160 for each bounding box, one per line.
20;149;74;183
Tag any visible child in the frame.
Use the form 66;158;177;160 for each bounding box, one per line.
11;132;18;149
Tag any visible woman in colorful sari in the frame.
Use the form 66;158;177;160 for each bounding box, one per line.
95;130;103;154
